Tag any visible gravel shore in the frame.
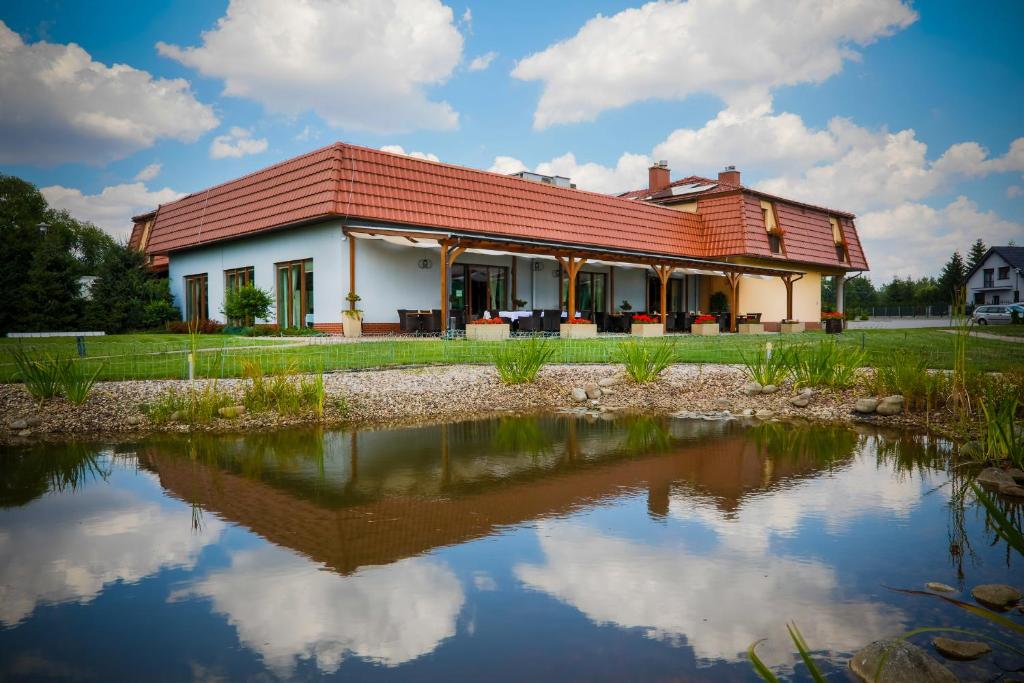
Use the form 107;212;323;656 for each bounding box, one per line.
0;363;931;444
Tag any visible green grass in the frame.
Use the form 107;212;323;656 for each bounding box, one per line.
972;325;1024;337
1;328;1021;383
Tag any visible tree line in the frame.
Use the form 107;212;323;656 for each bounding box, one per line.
0;174;178;335
823;238;990;313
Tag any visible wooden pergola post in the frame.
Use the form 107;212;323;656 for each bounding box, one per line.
439;240;449;333
557;255;587;318
652;264;675;331
779;273;804;322
348;233;356;311
725;271;742;333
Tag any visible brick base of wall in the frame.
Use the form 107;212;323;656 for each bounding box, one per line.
313;323;343;335
362;323;401;335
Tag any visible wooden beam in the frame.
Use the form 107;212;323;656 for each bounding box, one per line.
652;265;675;330
348;233;356;311
447;246;466;267
779;273;805;322
511;256;518;310
567;256;576;318
440;240;449;334
725;272;741;333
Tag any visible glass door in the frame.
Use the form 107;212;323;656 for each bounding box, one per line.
275;259;313;328
184;274;208;322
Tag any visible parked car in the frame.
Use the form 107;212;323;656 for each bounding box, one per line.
1008;303;1024;317
972;304;1012;325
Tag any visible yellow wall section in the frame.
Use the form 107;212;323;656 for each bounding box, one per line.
699;268;824;322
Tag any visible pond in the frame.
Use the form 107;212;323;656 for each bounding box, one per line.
0;416;1020;681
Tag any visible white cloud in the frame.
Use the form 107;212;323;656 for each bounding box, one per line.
134;163;162;182
461;7;472;30
489;151;650;194
857;196;1024;280
512;0;916;129
1009;185;1023;199
0;464;224;627
468;51;496;71
185;546;464;674
380;144;440;162
294;124;318;142
158;0;463;133
0;21;217;165
41;182;184;240
209;126;269;159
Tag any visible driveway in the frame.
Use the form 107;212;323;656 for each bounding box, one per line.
846;317;950;330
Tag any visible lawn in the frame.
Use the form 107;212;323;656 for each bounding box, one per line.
1;328;1020;383
972;325;1024;337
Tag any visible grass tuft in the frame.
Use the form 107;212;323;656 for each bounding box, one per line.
740;342;788;386
494;336;553;384
616;339;675;383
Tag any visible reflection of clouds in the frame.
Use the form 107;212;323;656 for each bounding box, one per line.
675;454;936;552
0;471;223;626
516;521;905;671
186;546;464;674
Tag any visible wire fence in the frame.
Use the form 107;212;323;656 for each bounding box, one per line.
1;328;1021;383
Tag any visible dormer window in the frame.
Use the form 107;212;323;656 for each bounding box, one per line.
830;217;848;263
760;200;783;254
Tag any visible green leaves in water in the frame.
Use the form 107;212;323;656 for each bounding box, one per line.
971;482;1024;557
747;622;826;682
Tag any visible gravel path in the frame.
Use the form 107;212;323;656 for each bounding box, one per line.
939;329;1024;344
0;363;924;444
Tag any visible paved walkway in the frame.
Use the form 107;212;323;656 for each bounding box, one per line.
939;329;1024;344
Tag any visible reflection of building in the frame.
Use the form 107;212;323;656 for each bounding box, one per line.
139;418;852;577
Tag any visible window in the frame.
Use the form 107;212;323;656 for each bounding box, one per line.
563;271;607;313
760;200;783;255
993;295;1001;305
275;259;313;328
829;217;848;263
998;266;1010;280
449;264;508;318
184;274;208;322
983;268;994;288
224;266;255;326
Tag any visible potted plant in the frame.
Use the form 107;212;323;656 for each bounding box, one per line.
630;313;663;337
466;316;510;341
779;319;805;334
691;314;719;336
560;316;597;339
343;292;362;337
513;298;528;311
619;300;633;312
822;311;844;334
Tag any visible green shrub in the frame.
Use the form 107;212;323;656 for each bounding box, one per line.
240;359;326;417
869;350;949;411
785;339;865;389
142;300;180;329
616;340;675;383
740;342;788;386
979;394;1023;468
222;284;273;325
494;336;553;384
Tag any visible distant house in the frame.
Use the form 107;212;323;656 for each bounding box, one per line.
966;246;1023;305
128;143;868;333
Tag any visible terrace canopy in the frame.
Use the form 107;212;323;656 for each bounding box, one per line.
343;222;805;333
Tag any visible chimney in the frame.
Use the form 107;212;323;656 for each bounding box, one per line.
718;165;741;187
648;160;670;193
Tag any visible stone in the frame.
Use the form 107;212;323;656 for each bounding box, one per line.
761;384;779;394
599;387;613;397
25;416;42;427
1007;468;1024;484
926;582;956;593
755;409;774;418
584;383;601;400
800;387;815;396
742;408;755;416
971;583;1022;610
713;397;731;409
217;405;247;419
876;395;904;416
932;637;991;661
17;429;31;437
789;394;810;408
977;467;1016;489
849;639;956;683
999;483;1024;498
571;388;588;402
8;419;27;430
855;398;879;414
597;377;619;387
125;415;144;426
742;381;763;395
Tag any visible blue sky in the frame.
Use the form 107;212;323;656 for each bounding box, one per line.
1;0;1021;281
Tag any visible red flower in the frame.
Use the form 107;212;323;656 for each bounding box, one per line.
632;314;659;323
821;311;844;320
566;317;592;324
693;315;717;325
470;317;507;324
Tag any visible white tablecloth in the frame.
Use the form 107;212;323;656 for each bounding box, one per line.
487;310;576;320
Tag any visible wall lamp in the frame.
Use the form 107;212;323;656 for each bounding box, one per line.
418;258;433;269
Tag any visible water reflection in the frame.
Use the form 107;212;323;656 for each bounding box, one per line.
0;416;1010;681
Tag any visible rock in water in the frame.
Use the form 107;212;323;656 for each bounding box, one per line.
999;483;1024;498
932;637;991;661
570;388;588;402
1007;467;1024;483
875;395;904;416
584;383;601;400
971;583;1022;610
925;582;956;593
789;394;810;408
855;398;878;414
8;419;28;430
849;639;956;683
976;467;1016;488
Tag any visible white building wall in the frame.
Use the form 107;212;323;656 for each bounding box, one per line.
168;222;345;325
966;252;1021;305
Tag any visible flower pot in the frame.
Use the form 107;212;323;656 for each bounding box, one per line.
780;322;805;334
691;322;719;336
342;313;362;338
824;318;844;334
560;323;597;339
737;323;765;334
631;322;663;337
466;323;510;341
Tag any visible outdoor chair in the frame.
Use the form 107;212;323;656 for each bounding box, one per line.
542;309;562;333
718;312;731;332
398;309;420;334
517;311;543;333
424;309;441;334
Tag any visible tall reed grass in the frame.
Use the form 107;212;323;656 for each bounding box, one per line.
11;349;104;405
143;381;231;424
494;336;554;384
740;342;788;386
785;339;865;389
615;340;675;383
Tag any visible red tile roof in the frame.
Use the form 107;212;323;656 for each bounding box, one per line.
139;142;867;271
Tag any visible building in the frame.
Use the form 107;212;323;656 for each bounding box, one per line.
129;143;868;333
965;246;1023;306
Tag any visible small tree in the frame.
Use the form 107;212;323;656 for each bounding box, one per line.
223;284;273;326
967;238;988;271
